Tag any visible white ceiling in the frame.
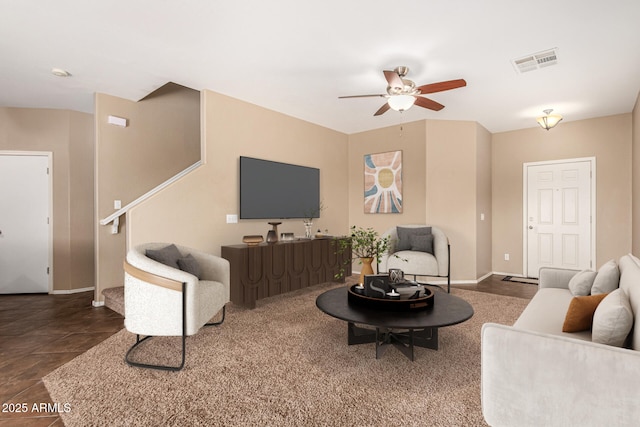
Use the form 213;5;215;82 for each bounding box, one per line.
1;0;639;134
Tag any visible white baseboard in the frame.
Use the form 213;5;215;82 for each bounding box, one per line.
51;286;95;295
92;300;105;307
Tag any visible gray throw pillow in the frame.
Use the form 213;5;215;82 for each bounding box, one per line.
591;259;620;295
592;289;633;347
396;226;431;251
145;244;182;269
410;234;434;254
568;269;597;296
177;253;202;279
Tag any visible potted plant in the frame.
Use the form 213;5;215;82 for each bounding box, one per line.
336;225;391;285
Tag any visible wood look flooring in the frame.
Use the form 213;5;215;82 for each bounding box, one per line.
0;275;535;426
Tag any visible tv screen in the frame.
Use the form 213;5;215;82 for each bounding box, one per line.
239;156;320;220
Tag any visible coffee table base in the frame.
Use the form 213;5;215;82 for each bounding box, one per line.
347;322;438;361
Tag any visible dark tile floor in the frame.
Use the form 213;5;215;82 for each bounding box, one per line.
0;274;536;426
0;291;124;426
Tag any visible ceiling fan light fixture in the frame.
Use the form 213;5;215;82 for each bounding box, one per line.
536;109;563;130
388;95;416;112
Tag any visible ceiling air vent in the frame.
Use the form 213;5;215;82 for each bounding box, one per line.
512;48;558;73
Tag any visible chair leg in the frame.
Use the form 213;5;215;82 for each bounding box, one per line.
205;305;226;327
124;282;187;371
447;243;451;293
125;334;186;372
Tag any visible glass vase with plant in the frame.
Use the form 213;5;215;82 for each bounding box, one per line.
303;201;325;239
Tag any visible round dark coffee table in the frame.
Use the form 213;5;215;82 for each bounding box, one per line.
316;286;473;360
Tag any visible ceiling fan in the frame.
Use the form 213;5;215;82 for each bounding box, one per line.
339;66;466;116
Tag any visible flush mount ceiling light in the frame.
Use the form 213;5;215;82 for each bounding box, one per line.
51;68;71;77
536;109;563;130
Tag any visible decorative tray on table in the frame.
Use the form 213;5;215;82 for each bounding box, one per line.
348;274;434;312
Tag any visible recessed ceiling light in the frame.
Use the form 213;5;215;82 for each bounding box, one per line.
51;68;71;77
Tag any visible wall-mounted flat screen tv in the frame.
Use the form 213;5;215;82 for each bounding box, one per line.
239;156;320;220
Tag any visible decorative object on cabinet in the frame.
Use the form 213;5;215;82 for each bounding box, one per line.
267;221;281;243
242;235;264;246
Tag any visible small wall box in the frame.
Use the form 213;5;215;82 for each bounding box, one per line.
108;115;128;127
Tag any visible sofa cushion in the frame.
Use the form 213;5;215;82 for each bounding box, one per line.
619;254;640;350
514;288;591;341
410;233;434;254
177;253;202;279
562;293;608;332
568;270;597;296
145;243;182;269
592;289;633;347
386;250;438;276
396;226;431;251
591;259;620;295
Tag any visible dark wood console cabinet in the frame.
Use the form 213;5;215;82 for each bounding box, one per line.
221;238;351;309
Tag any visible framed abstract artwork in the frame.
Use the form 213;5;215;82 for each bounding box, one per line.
364;150;402;213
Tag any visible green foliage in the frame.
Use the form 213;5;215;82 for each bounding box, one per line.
334;226;407;279
338;225;390;264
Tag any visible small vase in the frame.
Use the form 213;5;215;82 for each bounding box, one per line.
304;221;313;239
267;222;281;243
358;257;375;285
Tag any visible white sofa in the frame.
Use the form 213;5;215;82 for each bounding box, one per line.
482;254;640;426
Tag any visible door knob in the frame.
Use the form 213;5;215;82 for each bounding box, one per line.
528;226;533;229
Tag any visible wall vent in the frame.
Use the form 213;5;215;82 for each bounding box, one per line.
512;48;558;73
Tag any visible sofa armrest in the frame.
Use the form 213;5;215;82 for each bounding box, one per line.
538;267;580;290
481;323;640;426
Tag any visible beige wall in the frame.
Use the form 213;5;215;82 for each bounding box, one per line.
95;83;201;300
348;121;427;235
347;119;490;282
492;114;632;275
127;90;349;258
0;107;94;292
633;92;640;254
425;120;485;281
476;124;492;279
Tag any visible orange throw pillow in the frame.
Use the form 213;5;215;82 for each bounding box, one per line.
562;293;608;332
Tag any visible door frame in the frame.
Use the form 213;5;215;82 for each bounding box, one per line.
522;156;596;277
0;150;53;293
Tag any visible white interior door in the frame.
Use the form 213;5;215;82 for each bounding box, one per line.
0;153;51;293
525;159;593;278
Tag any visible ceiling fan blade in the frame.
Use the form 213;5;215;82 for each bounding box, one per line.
417;79;467;94
374;102;391;116
414;96;445;111
338;94;386;99
383;70;404;89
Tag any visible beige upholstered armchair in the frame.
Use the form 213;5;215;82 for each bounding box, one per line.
378;225;450;293
124;242;230;371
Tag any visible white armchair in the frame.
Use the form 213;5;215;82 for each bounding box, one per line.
124;242;230;371
378;225;450;292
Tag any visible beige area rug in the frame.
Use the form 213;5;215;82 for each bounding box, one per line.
44;283;528;427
